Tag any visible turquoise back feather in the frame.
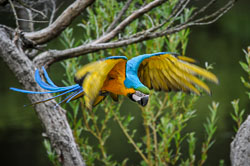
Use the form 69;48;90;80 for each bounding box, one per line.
124;52;172;94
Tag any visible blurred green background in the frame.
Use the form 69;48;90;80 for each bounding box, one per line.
0;0;249;165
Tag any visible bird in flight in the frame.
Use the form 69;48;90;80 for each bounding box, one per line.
10;52;218;109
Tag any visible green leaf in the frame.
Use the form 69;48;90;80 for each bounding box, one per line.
239;61;249;72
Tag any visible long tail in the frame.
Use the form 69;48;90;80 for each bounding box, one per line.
10;67;84;106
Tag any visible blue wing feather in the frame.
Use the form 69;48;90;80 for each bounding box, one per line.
104;56;127;60
124;52;173;90
66;89;84;103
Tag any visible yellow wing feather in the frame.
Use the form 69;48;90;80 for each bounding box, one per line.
93;95;106;107
75;58;126;109
164;58;201;94
138;54;218;95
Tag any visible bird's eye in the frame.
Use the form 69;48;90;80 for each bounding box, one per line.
108;76;115;80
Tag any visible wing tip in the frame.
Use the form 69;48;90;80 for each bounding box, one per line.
177;56;197;64
206;73;219;85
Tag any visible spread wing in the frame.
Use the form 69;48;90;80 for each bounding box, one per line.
75;56;127;109
137;53;218;95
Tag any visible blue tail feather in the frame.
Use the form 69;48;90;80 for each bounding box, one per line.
35;69;63;91
42;66;57;87
54;89;83;108
66;89;84;103
10;67;83;106
34;69;78;91
31;86;82;104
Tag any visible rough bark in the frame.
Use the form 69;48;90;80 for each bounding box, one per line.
231;115;250;166
0;27;85;166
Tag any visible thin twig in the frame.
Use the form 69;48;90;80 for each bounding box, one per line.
166;0;190;29
151;115;158;164
113;111;149;164
24;0;95;44
17;18;49;23
33;0;237;67
141;106;153;166
81;100;98;138
17;0;47;19
94;0;167;43
188;0;216;21
106;0;133;33
49;0;56;25
150;94;168;164
155;94;168;120
192;0;236;25
120;0;189;41
26;9;34;31
8;0;20;29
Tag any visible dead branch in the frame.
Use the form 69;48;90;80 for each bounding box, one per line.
93;0;167;43
8;0;20;29
49;0;56;25
24;0;95;45
16;0;47;19
33;0;237;67
17;18;49;23
105;0;133;33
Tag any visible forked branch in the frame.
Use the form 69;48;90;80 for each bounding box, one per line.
24;0;95;45
33;0;237;68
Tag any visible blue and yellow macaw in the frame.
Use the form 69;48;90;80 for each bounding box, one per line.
10;52;218;109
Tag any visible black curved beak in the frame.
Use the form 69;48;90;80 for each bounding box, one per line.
128;91;149;107
137;96;149;106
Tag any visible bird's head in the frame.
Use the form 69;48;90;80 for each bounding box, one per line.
128;86;150;107
124;69;150;106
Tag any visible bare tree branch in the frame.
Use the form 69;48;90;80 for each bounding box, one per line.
17;18;49;23
191;0;236;25
122;0;189;41
8;0;20;29
24;0;95;45
26;9;34;31
49;0;56;25
33;0;237;67
105;0;133;33
32;24;188;67
93;0;167;43
16;0;47;19
164;0;190;29
188;0;216;21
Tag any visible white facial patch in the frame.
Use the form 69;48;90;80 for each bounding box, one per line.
132;91;149;102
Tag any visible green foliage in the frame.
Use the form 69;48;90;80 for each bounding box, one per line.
43;139;60;166
231;99;245;132
240;47;250;91
199;101;219;166
44;1;220;165
231;47;250;132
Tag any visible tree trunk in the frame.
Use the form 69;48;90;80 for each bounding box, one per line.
231;115;250;166
0;26;85;166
